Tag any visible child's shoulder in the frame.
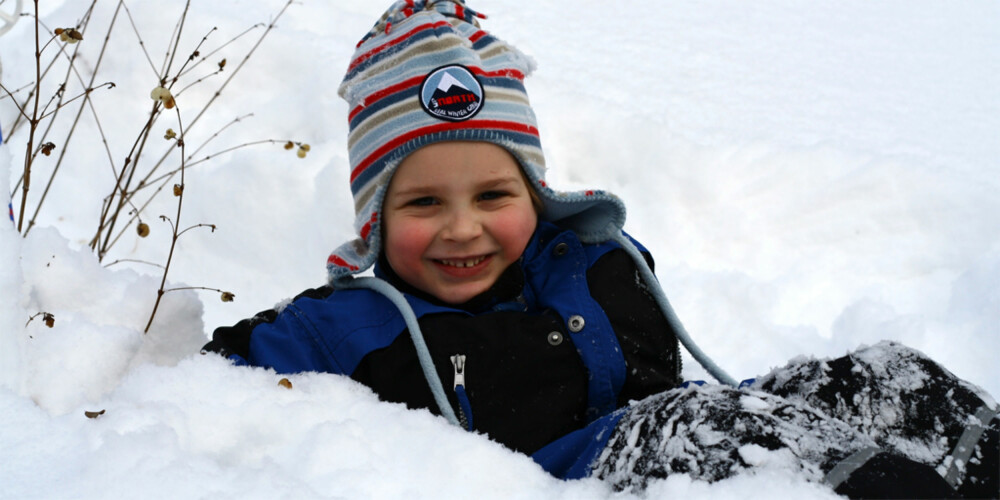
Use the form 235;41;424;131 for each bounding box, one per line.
527;220;651;268
281;281;465;326
280;283;393;322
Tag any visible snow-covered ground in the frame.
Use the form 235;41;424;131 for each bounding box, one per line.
1;1;997;498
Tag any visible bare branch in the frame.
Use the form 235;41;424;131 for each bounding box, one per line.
176;23;263;80
103;258;165;269
119;0;159;76
145;104;188;333
177;222;216;238
37;82;115;120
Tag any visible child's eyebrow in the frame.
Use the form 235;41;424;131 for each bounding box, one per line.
390;185;436;198
476;176;523;190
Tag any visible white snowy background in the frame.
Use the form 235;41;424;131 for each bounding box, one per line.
1;0;997;498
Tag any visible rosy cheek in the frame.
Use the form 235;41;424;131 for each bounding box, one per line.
499;212;538;259
385;221;431;267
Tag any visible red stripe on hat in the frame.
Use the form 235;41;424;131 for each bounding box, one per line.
469;30;487;43
327;254;360;271
348;74;425;123
468;66;526;81
349;20;451;72
455;5;465;19
359;212;378;240
351;120;540;183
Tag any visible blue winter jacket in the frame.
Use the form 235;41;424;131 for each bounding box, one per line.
207;220;680;479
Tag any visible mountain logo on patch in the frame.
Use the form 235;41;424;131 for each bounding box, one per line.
419;65;483;122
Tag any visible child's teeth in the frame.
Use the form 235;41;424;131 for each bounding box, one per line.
441;257;484;268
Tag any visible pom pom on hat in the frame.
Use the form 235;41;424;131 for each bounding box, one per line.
328;0;626;283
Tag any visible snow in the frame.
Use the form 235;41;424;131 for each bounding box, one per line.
1;0;997;498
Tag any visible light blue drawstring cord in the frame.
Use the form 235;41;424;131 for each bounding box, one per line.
334;276;461;426
612;231;738;387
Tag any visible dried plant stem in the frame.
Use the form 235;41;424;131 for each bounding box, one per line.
93;1;200;259
2;0;293;338
165;285;223;294
144;106;188;334
177;24;261;81
4;18;65;140
10;1;103;233
0;82;30;123
140;1;289;183
25;311;55;328
26;81;115;233
103;258;164;269
161;1;192;80
119;0;159;76
92;101;158;258
91;1;292;257
24;0;122;235
17;0;42;233
9;4;95;182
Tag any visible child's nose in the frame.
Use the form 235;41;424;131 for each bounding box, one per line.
442;209;483;241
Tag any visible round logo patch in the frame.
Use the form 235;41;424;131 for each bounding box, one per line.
419;64;484;122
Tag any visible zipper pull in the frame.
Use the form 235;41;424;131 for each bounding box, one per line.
450;354;466;388
450;354;473;431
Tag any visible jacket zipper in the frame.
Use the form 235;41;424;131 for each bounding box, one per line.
450;354;474;431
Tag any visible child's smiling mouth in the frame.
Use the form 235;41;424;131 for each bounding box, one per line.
432;254;493;276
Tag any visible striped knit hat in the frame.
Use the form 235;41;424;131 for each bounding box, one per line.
328;0;627;282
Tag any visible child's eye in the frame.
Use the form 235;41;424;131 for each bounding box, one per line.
407;196;437;207
479;191;508;201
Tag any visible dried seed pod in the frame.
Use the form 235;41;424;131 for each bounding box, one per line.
137;222;150;238
40;142;56;156
173;184;184;196
150;86;175;108
284;141;294;150
297;147;307;159
299;144;311;152
43;313;55;328
221;291;235;302
278;378;293;389
164;128;177;140
54;28;65;35
84;409;105;419
218;58;227;70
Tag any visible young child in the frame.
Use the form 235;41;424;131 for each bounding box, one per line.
204;2;998;497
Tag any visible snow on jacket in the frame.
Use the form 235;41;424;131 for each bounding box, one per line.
204;220;681;478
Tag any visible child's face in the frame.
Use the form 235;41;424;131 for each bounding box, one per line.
382;141;538;304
